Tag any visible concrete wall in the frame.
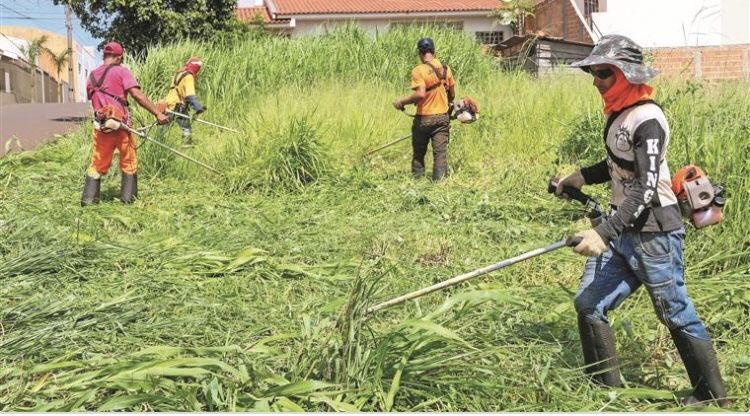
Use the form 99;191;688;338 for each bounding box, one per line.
722;0;750;45
592;0;750;47
0;56;60;104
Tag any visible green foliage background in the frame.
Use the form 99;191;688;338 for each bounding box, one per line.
56;0;246;52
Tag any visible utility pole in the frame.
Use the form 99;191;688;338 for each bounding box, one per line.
65;3;74;103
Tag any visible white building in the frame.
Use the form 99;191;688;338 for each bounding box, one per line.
236;0;511;46
592;0;750;47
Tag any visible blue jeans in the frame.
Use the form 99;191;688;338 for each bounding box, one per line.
574;228;710;340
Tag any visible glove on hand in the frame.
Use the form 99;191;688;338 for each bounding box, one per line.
555;170;586;197
572;229;608;257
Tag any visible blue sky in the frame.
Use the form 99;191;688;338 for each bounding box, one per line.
0;0;102;48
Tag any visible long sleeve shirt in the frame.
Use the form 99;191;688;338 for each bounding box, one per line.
580;101;682;241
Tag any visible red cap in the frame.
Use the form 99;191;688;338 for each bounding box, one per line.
102;42;123;56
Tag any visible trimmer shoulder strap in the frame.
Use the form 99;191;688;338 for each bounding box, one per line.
88;64;129;107
169;70;192;102
424;61;449;92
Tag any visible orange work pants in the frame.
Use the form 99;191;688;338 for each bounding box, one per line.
87;128;137;176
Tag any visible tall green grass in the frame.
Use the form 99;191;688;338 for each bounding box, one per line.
1;26;748;411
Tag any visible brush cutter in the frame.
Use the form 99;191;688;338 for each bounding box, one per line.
166;109;239;133
362;133;412;159
121;124;222;175
547;177;606;226
364;98;480;159
366;183;604;315
366;236;583;315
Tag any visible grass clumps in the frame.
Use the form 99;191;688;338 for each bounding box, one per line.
261;115;330;191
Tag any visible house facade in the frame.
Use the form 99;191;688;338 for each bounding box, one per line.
235;0;511;46
0;26;97;103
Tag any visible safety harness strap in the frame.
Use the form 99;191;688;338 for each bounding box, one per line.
424;61;448;92
88;64;129;107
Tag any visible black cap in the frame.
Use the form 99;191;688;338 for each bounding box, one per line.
417;38;435;54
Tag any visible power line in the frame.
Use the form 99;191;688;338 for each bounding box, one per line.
2;2;100;47
0;3;34;19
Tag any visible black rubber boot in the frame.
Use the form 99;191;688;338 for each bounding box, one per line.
80;175;101;206
670;329;730;407
411;158;425;178
120;173;137;204
578;314;622;387
432;166;448;181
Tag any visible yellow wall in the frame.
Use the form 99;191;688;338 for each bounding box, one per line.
0;26;81;98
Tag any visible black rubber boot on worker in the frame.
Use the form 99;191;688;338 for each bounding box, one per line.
670;329;731;408
80;175;101;206
120;173;137;204
578;314;623;387
432;166;448;181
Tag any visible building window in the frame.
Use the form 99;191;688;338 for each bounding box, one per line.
390;21;464;31
475;31;505;45
584;0;599;26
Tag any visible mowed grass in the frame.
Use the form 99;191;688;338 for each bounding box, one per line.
1;27;749;411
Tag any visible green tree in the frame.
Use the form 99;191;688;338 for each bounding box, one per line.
20;35;49;103
50;49;71;102
54;0;248;54
491;0;535;36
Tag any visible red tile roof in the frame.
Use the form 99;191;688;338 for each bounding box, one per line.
268;0;501;16
235;6;291;24
235;6;272;23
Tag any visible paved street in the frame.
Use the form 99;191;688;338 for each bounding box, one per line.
0;102;90;157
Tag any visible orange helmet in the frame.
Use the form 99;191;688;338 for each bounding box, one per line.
672;164;706;200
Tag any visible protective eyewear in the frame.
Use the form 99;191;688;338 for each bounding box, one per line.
588;67;615;79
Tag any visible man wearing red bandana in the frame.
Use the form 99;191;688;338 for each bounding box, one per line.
164;57;205;147
555;35;730;407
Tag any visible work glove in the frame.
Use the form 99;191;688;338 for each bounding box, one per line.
571;229;608;257
555;170;586;197
392;99;405;111
195;106;206;116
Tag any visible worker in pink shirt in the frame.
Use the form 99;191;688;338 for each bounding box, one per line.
82;41;168;205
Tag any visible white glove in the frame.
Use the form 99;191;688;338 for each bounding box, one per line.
572;229;609;257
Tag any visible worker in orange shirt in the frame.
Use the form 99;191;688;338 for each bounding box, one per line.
392;38;456;181
82;42;168;206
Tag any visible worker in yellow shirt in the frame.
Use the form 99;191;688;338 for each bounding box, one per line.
392;38;456;181
164;57;205;147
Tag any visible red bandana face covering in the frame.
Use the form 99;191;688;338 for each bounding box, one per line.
601;67;653;114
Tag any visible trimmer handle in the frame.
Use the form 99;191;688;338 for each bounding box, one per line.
565;236;583;247
547;178;591;206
